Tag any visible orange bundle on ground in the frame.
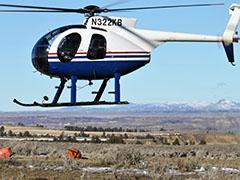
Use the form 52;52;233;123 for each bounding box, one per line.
67;147;81;159
0;147;15;160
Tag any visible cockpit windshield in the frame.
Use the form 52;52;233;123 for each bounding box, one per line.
40;25;86;50
32;25;86;74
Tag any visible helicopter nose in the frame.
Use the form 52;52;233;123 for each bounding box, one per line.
32;38;49;75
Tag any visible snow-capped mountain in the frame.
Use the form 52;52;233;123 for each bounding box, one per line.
61;99;240;113
206;99;240;111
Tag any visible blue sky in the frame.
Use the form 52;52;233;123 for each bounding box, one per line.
0;0;239;111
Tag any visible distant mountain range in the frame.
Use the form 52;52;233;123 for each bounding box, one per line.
62;99;240;113
1;99;240;132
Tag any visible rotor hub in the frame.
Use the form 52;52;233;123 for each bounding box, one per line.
83;5;105;16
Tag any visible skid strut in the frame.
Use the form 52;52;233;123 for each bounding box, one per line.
94;78;109;102
52;78;67;104
114;73;121;103
13;75;129;107
71;76;77;104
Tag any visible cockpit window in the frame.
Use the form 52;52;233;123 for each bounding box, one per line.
43;25;86;47
87;34;106;60
57;33;81;62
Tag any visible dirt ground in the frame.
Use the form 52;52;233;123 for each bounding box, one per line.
0;140;240;180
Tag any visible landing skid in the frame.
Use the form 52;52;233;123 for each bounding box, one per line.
13;99;39;107
13;99;129;107
14;74;127;108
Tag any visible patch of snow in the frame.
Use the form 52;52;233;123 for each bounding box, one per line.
195;166;205;172
81;167;112;173
212;167;218;171
221;167;240;174
211;167;240;174
80;166;148;175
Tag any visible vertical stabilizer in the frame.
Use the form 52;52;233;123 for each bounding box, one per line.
223;4;240;65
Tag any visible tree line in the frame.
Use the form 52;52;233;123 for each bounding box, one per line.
64;125;146;132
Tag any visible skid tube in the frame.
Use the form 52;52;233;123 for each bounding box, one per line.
13;99;39;107
13;73;127;108
13;99;129;107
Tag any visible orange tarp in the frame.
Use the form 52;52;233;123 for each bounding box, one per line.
67;147;81;159
0;147;15;159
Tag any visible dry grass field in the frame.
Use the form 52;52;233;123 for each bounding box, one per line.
0;125;240;180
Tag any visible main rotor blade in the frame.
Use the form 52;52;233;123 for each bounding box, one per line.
0;3;224;15
0;10;69;13
104;0;137;8
0;3;84;13
108;3;224;12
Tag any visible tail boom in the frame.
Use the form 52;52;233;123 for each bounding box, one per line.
134;4;240;65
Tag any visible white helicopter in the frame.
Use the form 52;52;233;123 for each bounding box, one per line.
0;3;239;107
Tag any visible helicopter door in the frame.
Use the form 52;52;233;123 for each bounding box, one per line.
87;34;106;60
57;33;81;62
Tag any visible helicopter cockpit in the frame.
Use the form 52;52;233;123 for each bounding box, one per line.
32;25;86;74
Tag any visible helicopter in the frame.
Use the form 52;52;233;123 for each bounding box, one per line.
0;3;239;107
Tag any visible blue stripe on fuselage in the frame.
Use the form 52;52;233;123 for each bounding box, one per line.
48;60;150;79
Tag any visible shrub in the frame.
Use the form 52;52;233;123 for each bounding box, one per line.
172;138;180;145
199;139;207;145
91;136;101;143
145;134;154;139
18;132;23;137
23;131;32;137
135;141;143;145
107;134;124;144
101;131;106;138
8;130;15;137
0;126;5;136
